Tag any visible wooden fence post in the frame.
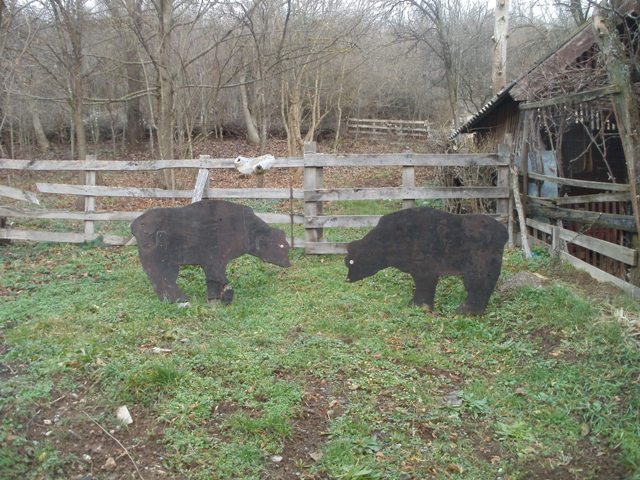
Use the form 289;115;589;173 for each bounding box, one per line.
192;155;211;203
497;144;510;216
551;225;561;259
497;144;513;244
84;155;96;237
402;165;415;209
304;142;323;252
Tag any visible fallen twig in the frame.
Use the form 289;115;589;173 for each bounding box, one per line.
83;411;145;480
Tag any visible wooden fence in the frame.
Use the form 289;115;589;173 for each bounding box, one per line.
520;168;640;297
347;118;429;139
0;144;511;255
4;144;640;296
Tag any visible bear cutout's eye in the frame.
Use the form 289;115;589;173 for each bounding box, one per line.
349;259;354;265
279;244;284;249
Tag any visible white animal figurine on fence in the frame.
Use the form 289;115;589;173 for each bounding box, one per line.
234;154;275;175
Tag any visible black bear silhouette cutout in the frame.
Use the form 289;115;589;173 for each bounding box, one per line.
131;200;290;304
345;207;508;315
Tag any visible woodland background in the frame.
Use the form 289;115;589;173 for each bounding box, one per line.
0;0;594;161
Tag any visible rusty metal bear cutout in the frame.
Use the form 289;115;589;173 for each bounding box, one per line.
345;207;508;315
131;200;291;304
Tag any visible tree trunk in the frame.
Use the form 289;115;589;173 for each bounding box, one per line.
594;6;640;283
125;19;145;145
492;0;509;94
72;94;87;160
31;105;50;152
71;89;87;210
156;0;175;189
239;72;260;145
283;70;305;155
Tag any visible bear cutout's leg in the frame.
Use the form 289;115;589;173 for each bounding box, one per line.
140;256;187;302
202;263;234;305
411;273;439;310
458;256;502;315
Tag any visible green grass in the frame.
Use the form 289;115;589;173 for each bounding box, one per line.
1;242;639;479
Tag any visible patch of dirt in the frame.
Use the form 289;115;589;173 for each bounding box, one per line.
464;423;630;479
515;438;629;480
203;374;344;479
264;376;345;480
416;365;465;385
527;327;563;356
496;271;549;297
464;424;510;465
12;385;173;479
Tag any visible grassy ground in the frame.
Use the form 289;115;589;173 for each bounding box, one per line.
1;240;639;480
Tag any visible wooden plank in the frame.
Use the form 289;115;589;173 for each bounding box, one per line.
527;172;630;191
527;218;637;265
402;166;416;209
192;164;209;203
525;233;640;298
497;145;511;223
551;192;631;205
0;157;305;171
209;188;305;200
526;217;553;234
0;228;129;245
303;153;508;168
348;118;428;125
348;130;427;138
36;183;304;200
303;142;324;247
0;185;40;204
346;123;428;132
286;237;305;249
0;206;302;225
527;202;637;232
303;242;349;255
519;85;621;110
84;157;97;236
305;187;509;202
0;206;302;226
3;152;507;170
0;227;299;248
558;251;640;298
527;196;558;207
258;213;304;225
0;206;140;221
305;215;381;228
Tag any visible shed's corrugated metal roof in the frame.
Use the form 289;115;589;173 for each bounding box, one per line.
449;81;516;139
449;21;594;140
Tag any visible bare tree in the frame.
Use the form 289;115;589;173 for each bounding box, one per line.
228;0;290;151
383;0;492;128
1;0;41;157
279;0;371;154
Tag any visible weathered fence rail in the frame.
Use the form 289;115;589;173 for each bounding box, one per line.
518;162;640;297
301;147;511;253
1;146;511;254
347;118;429;139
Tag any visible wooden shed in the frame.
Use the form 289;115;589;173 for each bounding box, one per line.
451;2;640;296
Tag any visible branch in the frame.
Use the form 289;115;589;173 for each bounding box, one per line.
83;412;144;480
